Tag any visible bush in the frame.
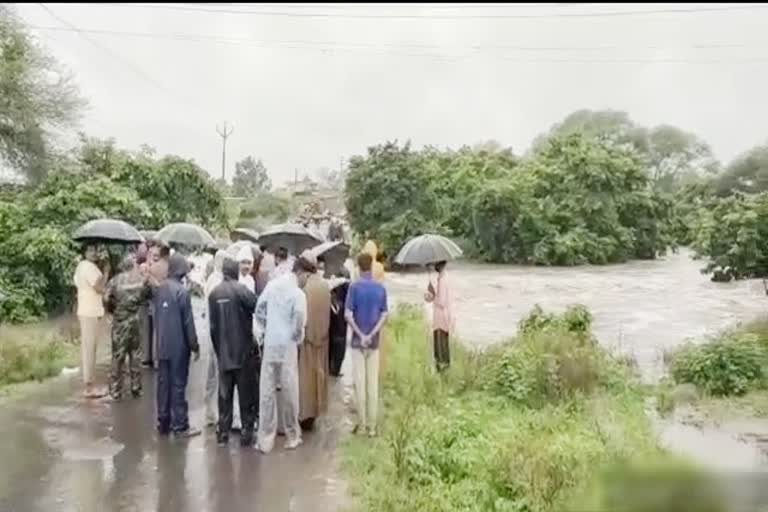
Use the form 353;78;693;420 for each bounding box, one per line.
670;333;765;396
0;322;78;386
343;304;672;512
690;192;768;281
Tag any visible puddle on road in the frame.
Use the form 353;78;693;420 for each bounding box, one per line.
43;428;124;461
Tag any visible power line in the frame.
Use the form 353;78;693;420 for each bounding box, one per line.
25;24;764;53
105;3;768;20
36;4;206;113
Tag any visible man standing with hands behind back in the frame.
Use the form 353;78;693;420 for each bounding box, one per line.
345;252;388;438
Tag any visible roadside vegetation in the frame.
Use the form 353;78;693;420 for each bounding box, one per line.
342;304;723;512
0;319;79;390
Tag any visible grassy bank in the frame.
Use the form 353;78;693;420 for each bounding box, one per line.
0;317;80;391
342;304;721;512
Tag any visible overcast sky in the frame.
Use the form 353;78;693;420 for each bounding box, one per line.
14;3;768;186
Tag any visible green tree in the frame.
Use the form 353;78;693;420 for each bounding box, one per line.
712;143;768;196
646;125;718;192
232;156;271;197
0;5;85;184
344;141;440;255
471;134;675;265
533;110;717;192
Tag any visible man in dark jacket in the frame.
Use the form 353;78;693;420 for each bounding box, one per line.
209;258;259;446
153;253;201;438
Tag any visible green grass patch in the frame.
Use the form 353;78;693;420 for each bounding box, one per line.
0;318;79;388
342;304;719;512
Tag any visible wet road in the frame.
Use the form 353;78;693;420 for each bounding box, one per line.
2;250;768;510
0;296;352;512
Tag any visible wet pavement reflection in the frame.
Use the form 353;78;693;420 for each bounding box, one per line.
0;296;352;512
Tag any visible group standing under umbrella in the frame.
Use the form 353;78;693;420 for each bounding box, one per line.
70;216;461;451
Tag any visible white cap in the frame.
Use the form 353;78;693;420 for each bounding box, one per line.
237;246;253;263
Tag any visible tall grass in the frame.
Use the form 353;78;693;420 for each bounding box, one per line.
342;304;723;512
0;317;79;387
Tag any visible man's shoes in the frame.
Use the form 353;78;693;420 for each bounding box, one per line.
284;437;303;450
217;434;229;445
172;427;202;439
131;390;142;399
240;432;254;447
367;428;377;438
157;427;171;437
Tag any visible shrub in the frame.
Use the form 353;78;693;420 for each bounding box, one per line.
344;304;668;512
0;322;78;386
492;305;610;407
670;333;765;396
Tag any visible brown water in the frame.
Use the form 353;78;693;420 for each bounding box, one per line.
388;249;768;474
388;249;767;383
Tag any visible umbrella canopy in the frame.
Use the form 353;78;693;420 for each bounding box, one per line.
309;241;350;277
257;223;323;255
225;240;262;261
203;239;229;255
231;228;260;244
139;229;158;241
73;219;143;245
394;234;463;266
156;223;215;249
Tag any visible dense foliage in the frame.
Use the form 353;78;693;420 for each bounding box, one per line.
343;304;721;512
0;137;228;322
670;332;765;397
232;156;272;197
0;5;85;183
345;134;676;265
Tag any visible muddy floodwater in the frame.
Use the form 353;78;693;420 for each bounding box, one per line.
2;249;768;511
389;249;768;382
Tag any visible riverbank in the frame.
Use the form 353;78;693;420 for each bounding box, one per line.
0;317;80;395
341;304;722;512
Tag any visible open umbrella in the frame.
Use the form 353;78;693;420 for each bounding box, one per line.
231;228;260;244
308;241;350;275
394;234;463;266
73;219;143;245
156;223;215;249
139;229;158;241
257;223;323;255
226;240;261;261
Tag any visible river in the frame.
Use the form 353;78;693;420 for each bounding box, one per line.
388;248;767;383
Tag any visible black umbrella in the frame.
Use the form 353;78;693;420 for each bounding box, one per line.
394;234;463;266
257;223;323;255
73;219;143;245
308;241;350;275
139;229;158;241
231;228;260;244
156;223;216;249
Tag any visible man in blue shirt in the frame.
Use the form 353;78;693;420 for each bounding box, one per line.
345;252;388;437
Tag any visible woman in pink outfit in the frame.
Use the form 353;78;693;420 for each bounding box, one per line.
424;260;453;372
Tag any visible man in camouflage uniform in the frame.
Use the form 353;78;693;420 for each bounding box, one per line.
104;255;152;400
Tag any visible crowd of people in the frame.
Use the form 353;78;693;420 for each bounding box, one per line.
72;236;454;451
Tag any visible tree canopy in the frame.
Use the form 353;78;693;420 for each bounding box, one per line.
534;110;717;193
232;156;271;197
0;6;85;184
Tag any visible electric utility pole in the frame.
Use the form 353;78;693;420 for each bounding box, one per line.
216;122;234;182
